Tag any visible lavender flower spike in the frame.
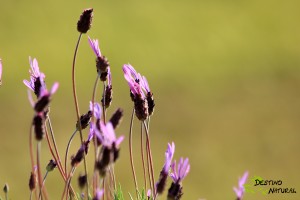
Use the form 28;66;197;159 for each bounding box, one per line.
233;171;249;200
156;142;175;194
0;58;2;85
23;57;46;97
89;101;102;120
168;157;190;200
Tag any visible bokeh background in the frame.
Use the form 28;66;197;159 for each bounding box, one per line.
0;0;300;199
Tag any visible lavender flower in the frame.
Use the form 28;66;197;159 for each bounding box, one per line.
168;158;190;200
233;171;249;200
95;122;124;176
0;58;2;85
156;142;175;194
88;37;110;81
123;64;155;120
23;57;46;97
33;82;59;113
90;101;102;120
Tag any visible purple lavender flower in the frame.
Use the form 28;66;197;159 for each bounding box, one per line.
0;58;2;85
156;142;175;194
88;37;110;81
168;157;190;200
123;64;155;119
101;67;113;108
90;101;102;120
233;171;249;200
95;122;124;176
23;57;46;97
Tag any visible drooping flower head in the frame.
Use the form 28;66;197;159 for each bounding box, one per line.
233;171;249;200
156;142;175;194
88;37;110;81
168;157;190;200
23;57;46;97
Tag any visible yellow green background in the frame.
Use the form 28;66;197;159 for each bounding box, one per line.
0;0;299;199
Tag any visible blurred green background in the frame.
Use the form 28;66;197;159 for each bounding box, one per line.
0;0;300;199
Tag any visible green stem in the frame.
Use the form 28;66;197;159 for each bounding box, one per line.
64;129;78;174
71;32;89;198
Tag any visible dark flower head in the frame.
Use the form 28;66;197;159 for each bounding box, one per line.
46;159;57;172
71;144;86;167
77;8;93;33
33;82;59;113
233;171;249;200
29;167;37;191
101;68;113;108
78;174;88;189
3;183;9;194
76;110;92;130
23;57;46;97
109;108;123;129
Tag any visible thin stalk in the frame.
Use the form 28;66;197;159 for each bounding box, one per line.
29;124;38;200
47;116;65;175
145;117;153;192
129;108;139;198
143;121;155;199
140;122;147;190
5;192;8;200
37;142;49;200
61;166;76;200
29;191;32;200
71;32;89;198
39;171;49;200
64;129;78;174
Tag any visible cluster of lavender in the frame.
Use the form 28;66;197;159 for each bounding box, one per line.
0;8;249;200
19;8;192;200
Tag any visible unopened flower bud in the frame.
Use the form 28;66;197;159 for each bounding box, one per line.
77;8;93;33
101;85;112;108
109;108;123;129
78;174;87;189
146;92;155;116
29;172;37;191
3;183;9;193
46;159;57;172
76;111;92;130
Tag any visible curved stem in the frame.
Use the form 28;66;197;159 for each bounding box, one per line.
129;108;139;198
141;121;147;191
61;167;76;200
37;142;48;200
47;116;65;175
29;124;38;200
64;129;78;174
143;121;155;199
72;32;89;198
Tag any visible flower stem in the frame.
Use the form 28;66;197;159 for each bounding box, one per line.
37;142;49;200
102;81;106;123
143;121;155;199
72;32;89;198
129;108;139;198
64;129;78;174
29;125;38;200
140;121;147;191
38;171;49;200
47;116;65;175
